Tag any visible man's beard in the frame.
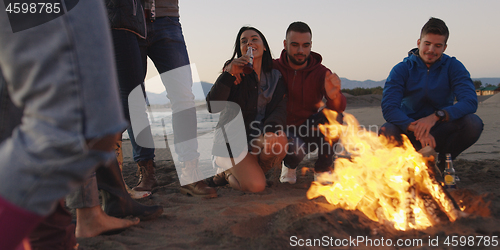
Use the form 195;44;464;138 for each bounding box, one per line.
287;53;308;66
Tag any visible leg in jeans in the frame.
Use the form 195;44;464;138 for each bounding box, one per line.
141;16;215;197
380;122;429;151
2;74;79;249
0;0;126;216
142;16;199;163
113;29;157;191
113;29;155;163
0;1;127;248
379;122;406;146
432;114;483;164
284;111;341;173
380;113;483;166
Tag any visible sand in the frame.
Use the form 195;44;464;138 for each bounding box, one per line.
77;94;500;250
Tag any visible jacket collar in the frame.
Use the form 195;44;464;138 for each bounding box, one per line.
407;47;449;70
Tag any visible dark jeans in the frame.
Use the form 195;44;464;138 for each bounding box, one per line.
380;113;483;164
112;29;155;162
114;16;199;163
139;16;199;163
283;111;343;172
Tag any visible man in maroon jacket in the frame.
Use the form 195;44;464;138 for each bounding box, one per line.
273;21;347;184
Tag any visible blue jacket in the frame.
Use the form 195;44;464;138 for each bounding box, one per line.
382;48;477;132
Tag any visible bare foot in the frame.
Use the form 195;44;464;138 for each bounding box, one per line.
75;206;140;238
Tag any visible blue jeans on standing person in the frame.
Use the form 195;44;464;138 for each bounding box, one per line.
113;29;156;162
380;113;483;166
138;16;199;163
0;0;126;217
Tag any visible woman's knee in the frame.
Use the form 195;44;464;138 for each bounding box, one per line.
242;179;266;193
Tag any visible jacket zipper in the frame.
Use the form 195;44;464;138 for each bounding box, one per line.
425;69;429;103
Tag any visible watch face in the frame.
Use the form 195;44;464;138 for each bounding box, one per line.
437;110;445;118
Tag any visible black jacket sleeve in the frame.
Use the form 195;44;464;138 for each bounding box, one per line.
206;72;236;113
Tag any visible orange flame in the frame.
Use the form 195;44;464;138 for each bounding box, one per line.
306;110;450;230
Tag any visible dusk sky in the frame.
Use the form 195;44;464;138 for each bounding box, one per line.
145;0;500;93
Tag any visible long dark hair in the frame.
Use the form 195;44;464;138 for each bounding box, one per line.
230;26;273;72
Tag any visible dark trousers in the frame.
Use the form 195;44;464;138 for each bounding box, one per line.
283;111;343;172
29;200;76;250
114;16;199;163
112;29;156;162
380;113;483;164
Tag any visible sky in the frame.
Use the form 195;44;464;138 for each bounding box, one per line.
145;0;500;93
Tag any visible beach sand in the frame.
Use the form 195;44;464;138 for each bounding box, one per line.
77;95;500;250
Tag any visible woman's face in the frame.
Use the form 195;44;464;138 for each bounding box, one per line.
240;29;265;59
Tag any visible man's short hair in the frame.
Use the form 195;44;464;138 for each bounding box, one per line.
420;17;449;44
286;21;312;37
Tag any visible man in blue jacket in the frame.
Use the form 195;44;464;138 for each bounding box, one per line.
381;17;483;170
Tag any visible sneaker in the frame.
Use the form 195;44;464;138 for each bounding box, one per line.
314;170;334;185
279;162;296;184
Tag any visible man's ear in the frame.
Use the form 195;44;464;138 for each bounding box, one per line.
283;39;287;49
417;38;421;47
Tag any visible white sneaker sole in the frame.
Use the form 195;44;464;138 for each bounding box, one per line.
280;163;297;184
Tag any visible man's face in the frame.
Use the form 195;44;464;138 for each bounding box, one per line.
417;33;447;68
284;31;312;67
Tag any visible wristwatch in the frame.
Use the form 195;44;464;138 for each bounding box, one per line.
435;110;446;121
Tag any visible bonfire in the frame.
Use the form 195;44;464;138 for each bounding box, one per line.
307;110;465;231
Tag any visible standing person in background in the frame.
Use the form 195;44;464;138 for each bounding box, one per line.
119;0;216;197
380;17;483;171
0;1;128;249
274;21;347;185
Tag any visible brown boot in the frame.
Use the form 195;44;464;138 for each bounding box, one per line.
179;159;217;198
180;181;218;198
115;141;151;199
132;159;158;191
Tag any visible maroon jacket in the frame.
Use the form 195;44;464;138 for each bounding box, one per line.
273;49;346;127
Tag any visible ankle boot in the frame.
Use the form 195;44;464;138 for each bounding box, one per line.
179;159;217;198
114;141;151;199
133;159;158;191
96;161;163;221
0;196;44;250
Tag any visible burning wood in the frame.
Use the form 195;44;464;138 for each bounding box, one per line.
306;110;465;231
